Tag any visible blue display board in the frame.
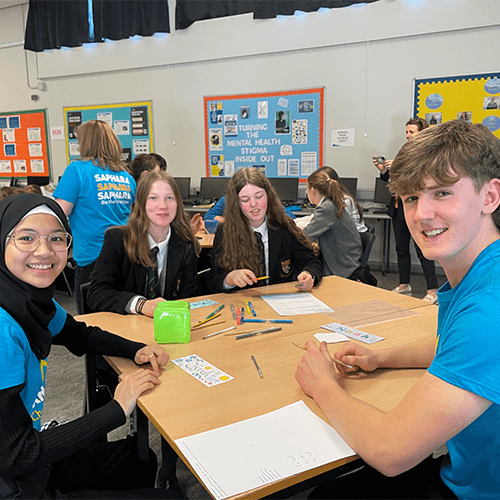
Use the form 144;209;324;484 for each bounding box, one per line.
204;88;324;178
64;101;153;164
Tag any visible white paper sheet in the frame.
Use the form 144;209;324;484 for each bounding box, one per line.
175;401;355;500
261;293;334;316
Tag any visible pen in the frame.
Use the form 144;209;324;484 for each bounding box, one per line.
203;325;236;339
251;355;263;378
205;304;225;320
291;342;354;368
243;319;293;324
256;276;269;281
192;313;221;328
248;301;256;317
245;299;251;316
235;326;282;340
230;304;237;320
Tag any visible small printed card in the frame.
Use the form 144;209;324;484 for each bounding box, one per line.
172;355;234;387
321;322;384;344
190;299;218;310
314;332;350;344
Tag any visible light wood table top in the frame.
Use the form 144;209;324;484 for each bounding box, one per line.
195;231;215;248
77;276;437;499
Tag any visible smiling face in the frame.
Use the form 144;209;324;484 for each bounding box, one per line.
405;124;420;141
5;213;67;288
402;175;500;286
238;183;268;228
145;180;177;239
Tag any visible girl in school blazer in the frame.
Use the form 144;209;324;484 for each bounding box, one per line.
207;168;322;293
88;171;200;317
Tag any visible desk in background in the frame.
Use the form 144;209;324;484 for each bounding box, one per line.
78;276;435;499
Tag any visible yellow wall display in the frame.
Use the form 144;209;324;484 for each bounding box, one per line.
414;72;500;138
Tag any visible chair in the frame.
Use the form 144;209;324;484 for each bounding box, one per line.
356;224;377;286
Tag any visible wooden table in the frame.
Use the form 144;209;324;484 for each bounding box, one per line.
78;276;437;499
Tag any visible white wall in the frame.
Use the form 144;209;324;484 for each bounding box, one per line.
1;0;499;268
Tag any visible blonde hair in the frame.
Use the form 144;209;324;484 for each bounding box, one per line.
124;170;200;267
77;120;125;172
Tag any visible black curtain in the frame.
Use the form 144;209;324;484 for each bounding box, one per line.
93;0;170;41
254;0;380;19
24;0;170;52
176;0;380;30
176;1;254;31
24;0;90;52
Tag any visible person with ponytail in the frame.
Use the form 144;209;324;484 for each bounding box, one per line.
207;168;322;293
303;169;363;279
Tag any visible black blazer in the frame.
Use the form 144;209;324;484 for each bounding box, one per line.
87;226;198;314
207;223;323;293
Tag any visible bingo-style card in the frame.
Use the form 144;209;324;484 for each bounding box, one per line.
172;355;234;387
321;322;384;344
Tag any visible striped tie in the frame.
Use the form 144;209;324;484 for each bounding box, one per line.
146;246;160;299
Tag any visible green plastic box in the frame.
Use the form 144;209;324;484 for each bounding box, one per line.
154;301;191;344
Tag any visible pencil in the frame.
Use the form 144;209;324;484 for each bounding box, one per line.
203;325;236;339
256;276;269;281
251;355;263;378
192;313;222;328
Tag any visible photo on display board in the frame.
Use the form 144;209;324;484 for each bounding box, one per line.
275;110;290;134
457;111;472;122
484;96;500;110
425;112;442;125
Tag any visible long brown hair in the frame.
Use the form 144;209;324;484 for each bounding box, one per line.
317;165;364;222
307;170;346;218
77;120;125;172
124;171;200;266
218;168;316;275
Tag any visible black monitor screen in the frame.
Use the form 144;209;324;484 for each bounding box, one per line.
173;177;191;199
199;177;230;200
339;178;358;199
374;177;392;204
268;177;299;202
27;176;50;186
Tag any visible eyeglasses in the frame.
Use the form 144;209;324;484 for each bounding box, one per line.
9;230;72;252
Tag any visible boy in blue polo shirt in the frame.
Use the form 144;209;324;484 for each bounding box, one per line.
296;120;500;499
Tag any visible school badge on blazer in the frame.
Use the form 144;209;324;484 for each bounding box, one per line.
154;301;191;343
280;259;291;278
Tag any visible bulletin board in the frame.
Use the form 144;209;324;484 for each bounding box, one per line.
204;87;324;178
64;101;154;165
414;72;500;138
0;109;51;179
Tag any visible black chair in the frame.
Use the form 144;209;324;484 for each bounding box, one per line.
355;224;377;286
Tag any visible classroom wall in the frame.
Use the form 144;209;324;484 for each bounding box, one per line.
1;0;499;270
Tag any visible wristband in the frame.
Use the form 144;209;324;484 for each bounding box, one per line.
136;297;147;315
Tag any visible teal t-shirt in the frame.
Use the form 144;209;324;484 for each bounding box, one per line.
53;160;136;266
0;301;67;431
429;239;500;499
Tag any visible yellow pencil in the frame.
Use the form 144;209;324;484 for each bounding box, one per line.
256;276;270;281
192;313;221;328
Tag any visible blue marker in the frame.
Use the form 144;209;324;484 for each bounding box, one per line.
243;318;266;323
268;319;293;324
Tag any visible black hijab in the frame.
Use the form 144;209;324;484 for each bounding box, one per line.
0;194;71;360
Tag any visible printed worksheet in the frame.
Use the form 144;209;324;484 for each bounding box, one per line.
172;355;233;387
261;293;333;316
175;401;355;500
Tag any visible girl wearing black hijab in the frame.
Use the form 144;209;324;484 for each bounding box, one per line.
0;194;176;499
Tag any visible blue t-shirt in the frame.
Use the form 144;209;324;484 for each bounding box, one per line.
429;239;500;499
53;160;136;266
0;301;67;431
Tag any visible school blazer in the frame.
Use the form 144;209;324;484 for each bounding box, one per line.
206;222;323;293
87;226;198;314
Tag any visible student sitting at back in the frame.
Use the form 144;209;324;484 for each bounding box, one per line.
207;167;322;293
88;171;200;318
302;169;363;279
296;120;500;499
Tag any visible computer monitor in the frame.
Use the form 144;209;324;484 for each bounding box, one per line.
27;176;50;186
173;177;191;199
199;177;230;200
374;177;392;204
339;177;358;199
268;177;299;203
